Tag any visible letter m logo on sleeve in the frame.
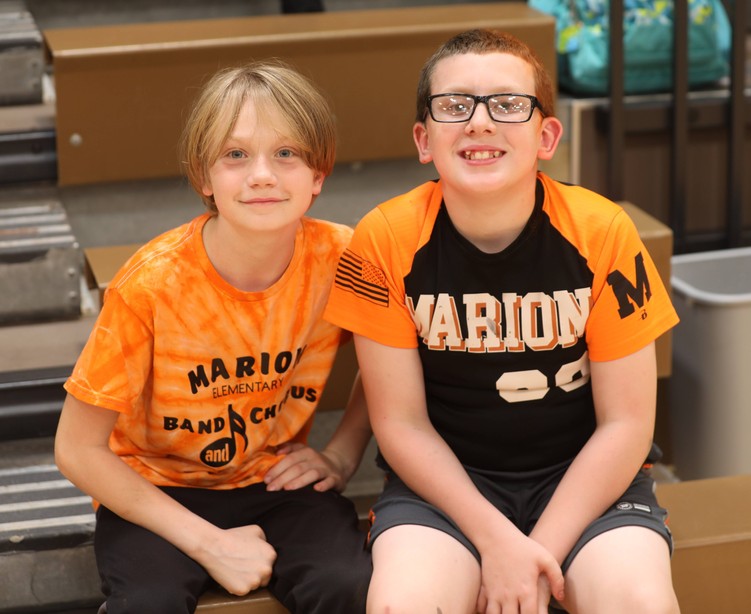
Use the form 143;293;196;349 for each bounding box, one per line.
335;249;390;307
606;252;652;319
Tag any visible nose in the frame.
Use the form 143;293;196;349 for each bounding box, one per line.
246;156;277;187
466;101;496;133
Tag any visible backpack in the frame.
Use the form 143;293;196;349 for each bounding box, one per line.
529;0;731;96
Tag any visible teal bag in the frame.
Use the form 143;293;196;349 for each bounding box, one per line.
529;0;731;95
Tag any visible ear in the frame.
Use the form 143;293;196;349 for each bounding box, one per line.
413;122;433;164
201;180;213;198
312;173;325;196
537;116;564;161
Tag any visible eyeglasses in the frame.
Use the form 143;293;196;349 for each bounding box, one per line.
426;93;544;123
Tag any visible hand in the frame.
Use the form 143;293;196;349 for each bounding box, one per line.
475;531;564;614
264;443;350;492
198;525;277;596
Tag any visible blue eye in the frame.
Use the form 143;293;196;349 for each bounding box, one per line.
277;148;295;159
228;150;245;159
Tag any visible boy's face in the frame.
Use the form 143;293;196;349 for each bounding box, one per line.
413;52;561;198
201;100;323;235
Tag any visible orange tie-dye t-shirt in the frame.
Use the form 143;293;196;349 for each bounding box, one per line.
65;214;353;489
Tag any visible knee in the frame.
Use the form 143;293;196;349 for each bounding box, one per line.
620;584;680;614
366;583;442;614
566;583;680;614
367;592;440;614
366;596;411;614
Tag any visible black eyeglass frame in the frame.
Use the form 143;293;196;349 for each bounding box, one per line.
425;92;546;124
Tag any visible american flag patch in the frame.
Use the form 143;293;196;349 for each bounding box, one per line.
335;250;389;307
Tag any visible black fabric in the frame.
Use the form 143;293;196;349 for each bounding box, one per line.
94;484;370;614
402;183;595;472
369;465;671;575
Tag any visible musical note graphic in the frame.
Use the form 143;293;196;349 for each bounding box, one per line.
200;404;248;467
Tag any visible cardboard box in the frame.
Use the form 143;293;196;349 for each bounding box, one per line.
83;243;140;306
619;201;674;379
657;475;751;614
44;3;556;185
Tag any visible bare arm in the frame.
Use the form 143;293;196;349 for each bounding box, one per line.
264;371;372;492
530;343;658;564
354;335;564;612
54;394;276;595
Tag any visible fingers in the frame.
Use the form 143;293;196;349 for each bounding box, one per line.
269;467;325;491
211;525;276;596
476;561;562;614
264;449;342;492
312;476;337;492
536;575;552;614
273;442;305;456
541;559;565;603
263;447;312;488
476;586;488;613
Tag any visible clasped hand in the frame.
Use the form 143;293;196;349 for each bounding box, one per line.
199;525;277;596
476;531;564;614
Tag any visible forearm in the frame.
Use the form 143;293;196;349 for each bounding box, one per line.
320;373;372;482
531;418;653;564
55;396;222;562
377;418;520;549
531;344;658;563
56;436;221;560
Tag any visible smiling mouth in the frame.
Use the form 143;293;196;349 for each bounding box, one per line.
244;198;281;205
463;150;502;160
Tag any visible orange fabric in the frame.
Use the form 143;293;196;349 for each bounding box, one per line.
538;175;678;362
65;214;352;489
326;174;678;362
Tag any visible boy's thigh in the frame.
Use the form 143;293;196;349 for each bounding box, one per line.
257;488;371;613
560;470;671;573
257;487;366;558
557;473;676;613
561;526;676;613
370;524;481;612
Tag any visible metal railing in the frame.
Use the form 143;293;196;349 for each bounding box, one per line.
607;0;749;253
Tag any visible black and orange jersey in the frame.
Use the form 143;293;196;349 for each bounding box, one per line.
325;173;678;472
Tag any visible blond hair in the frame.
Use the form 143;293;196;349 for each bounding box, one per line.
181;60;336;212
415;29;555;123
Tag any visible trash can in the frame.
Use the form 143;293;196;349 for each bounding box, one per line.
669;247;751;480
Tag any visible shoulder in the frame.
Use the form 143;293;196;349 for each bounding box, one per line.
300;217;353;258
539;173;638;251
355;180;442;244
108;215;205;295
540;173;623;222
373;180;440;222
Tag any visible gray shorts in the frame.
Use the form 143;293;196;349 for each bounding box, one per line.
367;461;672;573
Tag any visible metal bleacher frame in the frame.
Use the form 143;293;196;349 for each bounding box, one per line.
605;0;749;253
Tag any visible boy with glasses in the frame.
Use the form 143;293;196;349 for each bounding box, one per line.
55;60;371;614
325;29;680;614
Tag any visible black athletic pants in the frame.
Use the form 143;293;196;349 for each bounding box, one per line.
94;483;371;614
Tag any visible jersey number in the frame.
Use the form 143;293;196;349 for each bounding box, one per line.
495;353;590;403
